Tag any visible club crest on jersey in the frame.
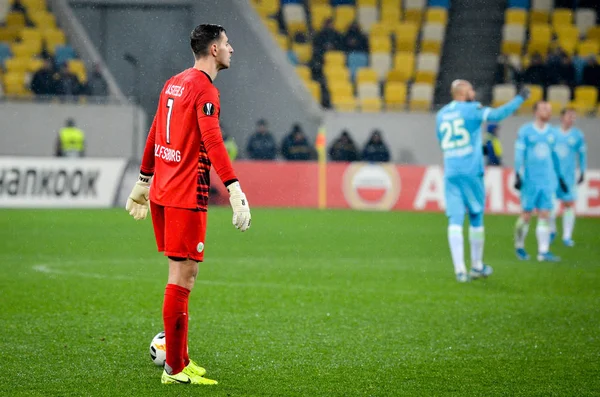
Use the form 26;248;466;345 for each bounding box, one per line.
197;242;204;253
203;103;216;116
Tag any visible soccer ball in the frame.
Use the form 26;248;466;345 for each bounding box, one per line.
149;331;166;366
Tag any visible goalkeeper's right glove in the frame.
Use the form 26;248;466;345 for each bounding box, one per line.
126;173;150;220
227;181;251;232
518;86;530;100
514;173;522;190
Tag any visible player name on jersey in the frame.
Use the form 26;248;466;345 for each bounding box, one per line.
154;144;181;163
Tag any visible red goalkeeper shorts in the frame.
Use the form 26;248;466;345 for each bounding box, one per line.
150;202;207;262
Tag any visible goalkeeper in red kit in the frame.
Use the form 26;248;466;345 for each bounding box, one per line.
125;24;251;385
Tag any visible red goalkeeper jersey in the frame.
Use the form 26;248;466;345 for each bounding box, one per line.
140;68;237;211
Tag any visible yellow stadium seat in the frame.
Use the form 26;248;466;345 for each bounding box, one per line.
380;7;402;24
557;38;577;56
2;72;28;96
311;4;333;31
324;51;346;67
29;11;56;28
356;68;379;85
0;26;21;41
530;10;549;24
404;9;422;25
555;25;578;42
12;44;41;58
519;84;544;113
502;41;523;55
552;8;573;30
44;28;66;50
370;35;392;53
328;80;354;97
394;51;415;69
5;12;26;27
530;24;552;42
414;70;436;84
384;82;407;110
369;22;395;37
324;66;351;82
253;0;279;18
505;9;527;25
296;65;312;81
309;0;329;6
425;7;448;25
292;42;312;64
306;80;322;103
334;5;356;33
360;97;383;112
574;85;598;108
568;100;593;115
287;20;308;35
381;0;401;7
587;26;600;44
357;0;377;6
27;58;45;73
275;34;289;50
578;40;599;57
67;59;87;83
4;57;29;74
395;23;419;52
264;18;279;36
20;28;43;43
23;0;47;12
331;95;358;111
527;40;550;55
421;40;441;54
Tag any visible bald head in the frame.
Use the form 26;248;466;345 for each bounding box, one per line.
451;79;475;101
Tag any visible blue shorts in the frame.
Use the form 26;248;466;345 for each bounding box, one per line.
521;184;554;212
444;175;485;221
556;184;576;202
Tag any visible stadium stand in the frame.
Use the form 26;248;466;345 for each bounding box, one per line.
497;0;600;116
250;0;449;112
0;0;88;97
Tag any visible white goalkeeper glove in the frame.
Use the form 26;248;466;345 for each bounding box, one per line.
227;181;251;232
125;173;150;220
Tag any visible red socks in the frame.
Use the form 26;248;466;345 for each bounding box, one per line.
163;283;190;374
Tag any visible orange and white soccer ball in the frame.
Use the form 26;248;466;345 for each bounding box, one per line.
149;331;166;366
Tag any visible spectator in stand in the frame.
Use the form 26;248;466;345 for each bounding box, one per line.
362;130;390;163
495;54;520;85
86;63;108;97
546;47;565;86
483;124;503;166
523;53;548;87
246;119;277;160
582;56;600;89
343;21;369;53
329;130;359;162
281;123;314;161
11;0;33;26
55;64;81;97
310;18;342;79
557;54;576;92
30;58;56;96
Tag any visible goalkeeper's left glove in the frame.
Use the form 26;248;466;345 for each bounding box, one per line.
578;172;585;185
227;181;251;232
126;173;150;220
558;177;569;194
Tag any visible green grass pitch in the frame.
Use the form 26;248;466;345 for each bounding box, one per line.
0;208;599;396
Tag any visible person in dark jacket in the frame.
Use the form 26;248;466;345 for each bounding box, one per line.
246;119;277;160
329;130;359;162
523;53;548;87
30;58;56;96
343;21;369;53
281;123;314;161
582;56;600;89
362;130;390;162
482;124;503;166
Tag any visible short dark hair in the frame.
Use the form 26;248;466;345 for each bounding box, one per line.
560;107;575;117
190;24;226;58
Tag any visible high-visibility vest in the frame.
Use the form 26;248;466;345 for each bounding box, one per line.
59;127;85;157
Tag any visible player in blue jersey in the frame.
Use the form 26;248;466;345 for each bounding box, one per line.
513;101;569;262
549;108;587;247
436;80;529;282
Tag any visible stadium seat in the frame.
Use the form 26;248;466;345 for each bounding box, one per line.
527;24;551;55
370;35;392;53
416;53;439;75
425;8;448;25
576;9;597;36
505;9;527;26
578;40;599;58
357;82;380;99
292;42;312;64
283;4;307;35
409;83;433;111
22;0;48;11
421;23;445;54
5;12;26;27
358;0;377;5
29;11;56;27
296;65;312;81
0;0;9;23
404;0;425;24
44;29;67;53
502;25;526;55
370;52;392;80
324;51;346;67
395;23;419;52
306;80;322;103
20;27;43;44
356;67;379;85
573;86;598;112
492;84;517;107
264;18;279;36
5;57;29;74
311;4;333;31
334;5;356;33
358;5;378;32
11;43;40;58
392;52;415;80
551;8;573;31
275;34;289;50
384;81;407;110
547;85;571;106
556;25;579;55
519;84;543;112
0;26;21;42
27;58;45;73
67;59;87;83
308;0;329;5
530;10;549;25
2;72;28;96
328;80;354;97
331;95;357;111
380;6;401;24
324;66;351;83
0;43;11;65
347;52;369;79
360;97;383;112
587;26;600;44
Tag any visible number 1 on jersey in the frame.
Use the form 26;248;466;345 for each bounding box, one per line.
166;97;174;144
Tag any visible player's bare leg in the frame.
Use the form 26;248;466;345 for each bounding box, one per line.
536;211;560;262
515;211;531;260
562;201;576;247
162;258;217;385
